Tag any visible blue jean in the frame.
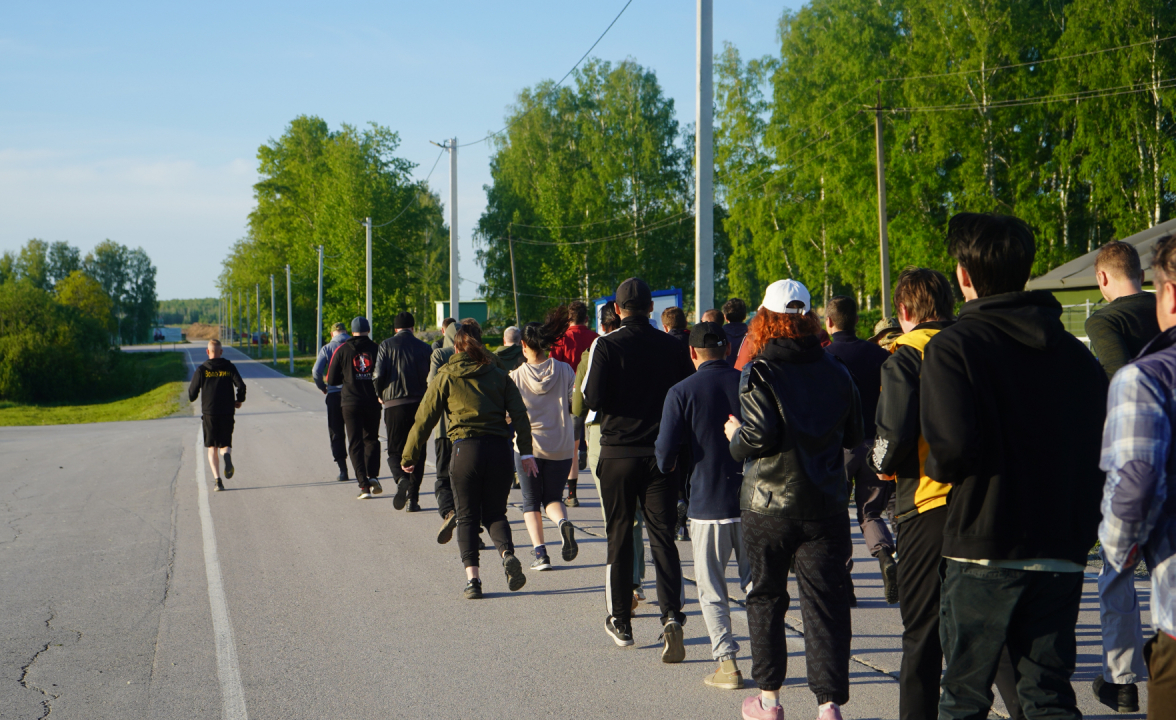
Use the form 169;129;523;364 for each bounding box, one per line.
1097;546;1147;684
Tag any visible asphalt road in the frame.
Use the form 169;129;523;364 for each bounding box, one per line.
0;345;1152;719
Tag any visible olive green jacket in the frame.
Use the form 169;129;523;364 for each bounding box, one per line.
495;343;525;372
403;352;533;466
571;347;591;420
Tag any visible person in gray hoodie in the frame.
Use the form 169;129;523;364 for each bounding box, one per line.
312;322;350;481
510;310;579;571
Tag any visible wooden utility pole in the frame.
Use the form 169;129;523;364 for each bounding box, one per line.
872;90;893;319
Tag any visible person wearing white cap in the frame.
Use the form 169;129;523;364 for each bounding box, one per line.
724;279;861;720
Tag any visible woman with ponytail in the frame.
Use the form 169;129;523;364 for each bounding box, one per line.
510;307;580;571
402;319;534;599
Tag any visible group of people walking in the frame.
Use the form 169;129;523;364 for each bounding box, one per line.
190;211;1172;720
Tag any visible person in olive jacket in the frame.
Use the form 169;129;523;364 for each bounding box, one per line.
373;311;433;512
724;279;861;720
402;320;534;600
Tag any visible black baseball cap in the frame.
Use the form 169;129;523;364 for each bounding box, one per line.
615;277;652;310
689;321;728;348
351;316;371;333
394;311;414;329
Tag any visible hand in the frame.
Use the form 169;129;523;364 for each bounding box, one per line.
723;415;742;441
321;389;327;395
877;473;896;482
234;402;242;409
401;465;414;475
521;457;539;477
378;398;384;405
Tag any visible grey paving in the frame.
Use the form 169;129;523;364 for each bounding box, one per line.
0;345;1152;719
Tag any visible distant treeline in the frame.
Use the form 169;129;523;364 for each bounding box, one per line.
158;297;218;325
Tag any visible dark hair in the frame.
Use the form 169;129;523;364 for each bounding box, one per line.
947;212;1036;297
893;266;955;323
568;300;589;325
600;302;620;332
722;297;747;323
745;303;820;357
701;309;723;323
1152;233;1176;282
661;306;687;331
454;319;494;365
522;305;572;353
1095;241;1144;284
825;295;857;332
695;346;726;361
441;317;457;330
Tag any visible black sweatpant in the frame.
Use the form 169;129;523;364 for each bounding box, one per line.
845;443;895;559
384;402;424;502
434;415;455;517
325;392;348;469
342;403;381;487
743;509;851;705
597;455;683;626
451;436;515;568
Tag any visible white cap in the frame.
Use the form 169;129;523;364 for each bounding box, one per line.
760;279;811;315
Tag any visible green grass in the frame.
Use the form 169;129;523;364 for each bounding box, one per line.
0;352;188;426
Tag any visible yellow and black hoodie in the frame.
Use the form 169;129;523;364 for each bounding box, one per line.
867;321;951;524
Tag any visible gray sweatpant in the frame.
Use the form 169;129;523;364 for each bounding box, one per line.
1098;546;1147;684
690;520;752;660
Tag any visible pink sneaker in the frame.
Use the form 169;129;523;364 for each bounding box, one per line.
816;703;843;720
742;695;784;720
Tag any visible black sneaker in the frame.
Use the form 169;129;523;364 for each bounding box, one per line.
392;477;410;509
214;479;224;492
560;521;578;562
676;524;690;542
223;453;234;479
357;486;372;500
878;548;899;604
605;616;634;647
660;620;685;663
437;511;457;544
531;551;552;571
369;479;383;495
406;501;421;513
513;476;521;489
336;462;349;482
564;496;579;507
1092;677;1139;713
463;578;483;600
502;552;527;591
675;500;687;535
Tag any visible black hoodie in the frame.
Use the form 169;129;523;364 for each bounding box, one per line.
920;291;1107;564
325;335;381;408
188;357;246;416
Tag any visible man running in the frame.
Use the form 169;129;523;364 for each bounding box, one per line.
375;311;433;512
313;322;351;481
188;339;246;491
326;317;383;499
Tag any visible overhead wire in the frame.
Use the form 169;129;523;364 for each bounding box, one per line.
367;147;447;229
891;77;1176;113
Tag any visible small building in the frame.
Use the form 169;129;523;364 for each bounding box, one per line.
435;300;488;330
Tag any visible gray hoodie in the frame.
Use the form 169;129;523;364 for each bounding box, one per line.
509;357;575;460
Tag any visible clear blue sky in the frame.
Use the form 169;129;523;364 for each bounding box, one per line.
1;1;802;300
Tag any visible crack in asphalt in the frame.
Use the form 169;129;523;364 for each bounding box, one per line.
18;607;81;720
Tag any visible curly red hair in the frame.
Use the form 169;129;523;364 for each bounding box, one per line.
743;307;821;358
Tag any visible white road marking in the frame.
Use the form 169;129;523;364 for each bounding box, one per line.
194;430;249;719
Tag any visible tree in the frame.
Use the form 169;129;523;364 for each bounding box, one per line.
48;241;82;286
56;270;115;333
14;239;51;291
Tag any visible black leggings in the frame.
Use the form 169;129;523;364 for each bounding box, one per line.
451;436;515;568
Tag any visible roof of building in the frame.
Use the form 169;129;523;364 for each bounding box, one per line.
1026;217;1176;290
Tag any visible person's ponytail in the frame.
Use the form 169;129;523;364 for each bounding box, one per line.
522;305;572;353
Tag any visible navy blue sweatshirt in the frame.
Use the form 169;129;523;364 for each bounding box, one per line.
825;330;888;440
654;359;743;520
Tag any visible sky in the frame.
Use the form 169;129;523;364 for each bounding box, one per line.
0;1;803;301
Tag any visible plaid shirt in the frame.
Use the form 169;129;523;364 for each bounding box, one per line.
1099;332;1176;637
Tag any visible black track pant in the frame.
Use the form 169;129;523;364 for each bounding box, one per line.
325;392;348;469
434;414;455;517
743;509;851;705
597;455;683;626
451;436;515;568
342;403;381;486
384;402;424;502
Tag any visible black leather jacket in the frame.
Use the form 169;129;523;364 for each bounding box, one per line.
730;335;863;519
373;330;433;403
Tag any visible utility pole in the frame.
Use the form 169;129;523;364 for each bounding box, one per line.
255;284;261;359
694;0;714;321
508;234;520;325
316;244;324;356
364;217;373;325
872;90;893;319
286;265;294;373
238;291;243;350
270;275;277;366
449;138;459;324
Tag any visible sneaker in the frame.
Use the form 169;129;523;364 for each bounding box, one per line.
463;578;483;600
369;479;383;495
513;476;521;489
676;524;690;542
675;500;688;535
817;702;845;720
502;552;526;591
878;548;899;604
392;477;409;509
631;592;639;611
336;463;349;482
437;511;457;544
564;496;579;507
560;521;578;562
605;616;634;647
406;501;421;513
531;551;552;571
704;658;743;689
223;453;234;479
741;696;783;720
214;479;224;492
1092;677;1140;713
635;584;646;602
357;486;372;500
660;620;685;663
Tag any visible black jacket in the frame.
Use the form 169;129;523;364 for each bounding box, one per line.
921;291;1107;564
188;357;246;415
825;330;890;440
730;335;863;520
326;335;381;407
1085;291;1160;379
373;330;432;404
723;322;748;368
583;316;695;458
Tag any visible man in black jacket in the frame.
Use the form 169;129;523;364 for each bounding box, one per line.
922;213;1108;720
375;311;433;512
584;277;694;661
188;339;246;491
823;294;897;605
327;317;384;500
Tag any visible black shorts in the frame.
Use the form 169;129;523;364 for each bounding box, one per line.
202;414;235;448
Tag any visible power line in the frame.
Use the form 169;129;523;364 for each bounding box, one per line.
891;77;1176;113
882;34;1176;83
368;147;447;229
455;0;635;148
